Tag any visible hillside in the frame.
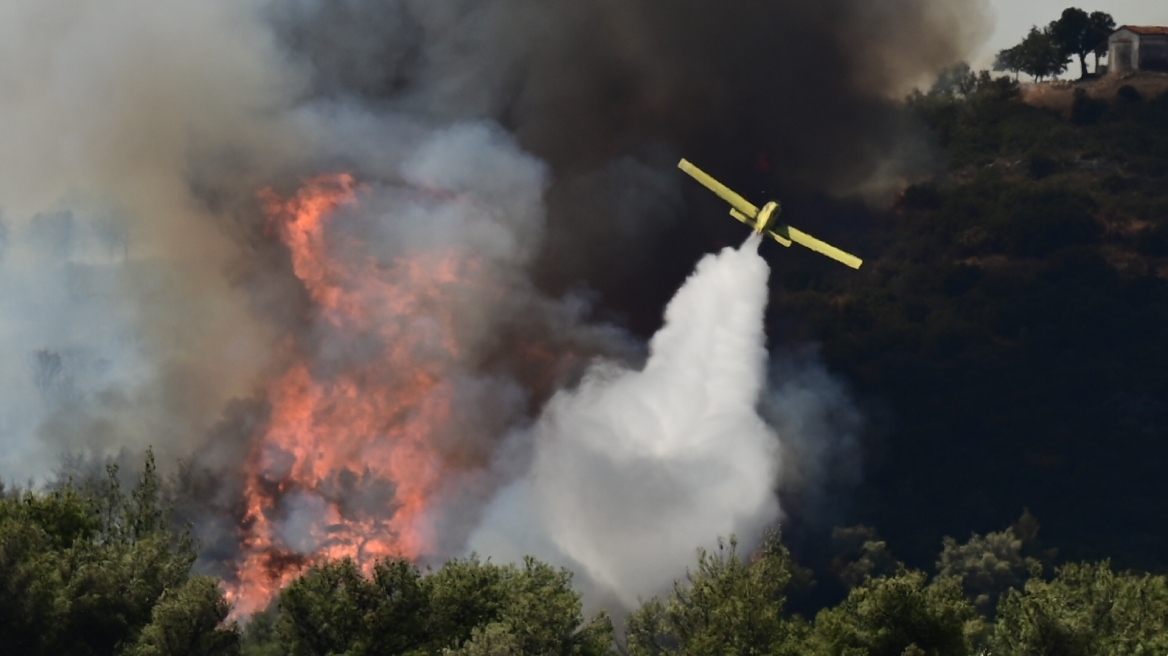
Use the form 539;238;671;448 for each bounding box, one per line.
770;72;1168;570
1021;71;1168;117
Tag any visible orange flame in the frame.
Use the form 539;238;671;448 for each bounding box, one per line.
228;174;477;616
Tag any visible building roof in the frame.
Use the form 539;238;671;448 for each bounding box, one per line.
1118;26;1168;37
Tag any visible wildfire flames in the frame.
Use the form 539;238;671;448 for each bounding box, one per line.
227;174;478;615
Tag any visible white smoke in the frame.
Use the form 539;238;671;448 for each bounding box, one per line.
469;237;782;608
0;209;142;477
0;0;296;480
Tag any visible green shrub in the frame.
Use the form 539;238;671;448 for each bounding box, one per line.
0;451;238;656
809;571;978;656
991;562;1168;655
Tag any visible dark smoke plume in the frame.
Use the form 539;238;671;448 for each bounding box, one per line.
268;0;990;287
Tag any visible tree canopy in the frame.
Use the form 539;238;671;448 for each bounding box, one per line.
6;449;1168;653
241;555;612;656
994;7;1115;80
1002;26;1067;82
1087;11;1117;69
1051;8;1116;78
0;450;239;656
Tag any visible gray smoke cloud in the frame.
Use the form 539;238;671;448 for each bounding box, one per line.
0;0;300;477
1;0;988;613
763;348;866;524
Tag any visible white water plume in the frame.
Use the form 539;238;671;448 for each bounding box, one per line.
470;236;781;608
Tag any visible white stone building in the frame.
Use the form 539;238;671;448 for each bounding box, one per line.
1109;26;1168;73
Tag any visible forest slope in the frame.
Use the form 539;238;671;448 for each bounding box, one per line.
773;72;1168;570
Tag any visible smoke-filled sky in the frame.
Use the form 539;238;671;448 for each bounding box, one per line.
1;0;992;610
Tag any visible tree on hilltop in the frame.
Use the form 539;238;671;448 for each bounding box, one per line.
994;45;1024;81
1051;8;1115;78
1051;8;1093;78
1014;26;1067;81
1089;11;1117;71
1000;6;1117;82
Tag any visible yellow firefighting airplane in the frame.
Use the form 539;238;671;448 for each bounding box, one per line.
678;158;863;269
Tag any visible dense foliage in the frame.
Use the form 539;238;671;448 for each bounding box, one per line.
0;451;238;656
8;458;1168;654
241;555;612;656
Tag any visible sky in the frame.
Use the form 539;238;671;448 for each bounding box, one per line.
978;0;1166;75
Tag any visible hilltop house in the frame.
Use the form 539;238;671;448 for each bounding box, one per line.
1108;26;1168;73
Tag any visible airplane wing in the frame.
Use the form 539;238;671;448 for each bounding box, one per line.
678;159;759;220
769;224;863;269
678;158;863;269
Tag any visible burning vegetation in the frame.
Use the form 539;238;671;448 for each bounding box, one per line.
230;174;497;614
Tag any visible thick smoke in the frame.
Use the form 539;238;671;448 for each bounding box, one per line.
0;0;299;476
470;237;780;608
268;0;992;289
2;0;988;613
